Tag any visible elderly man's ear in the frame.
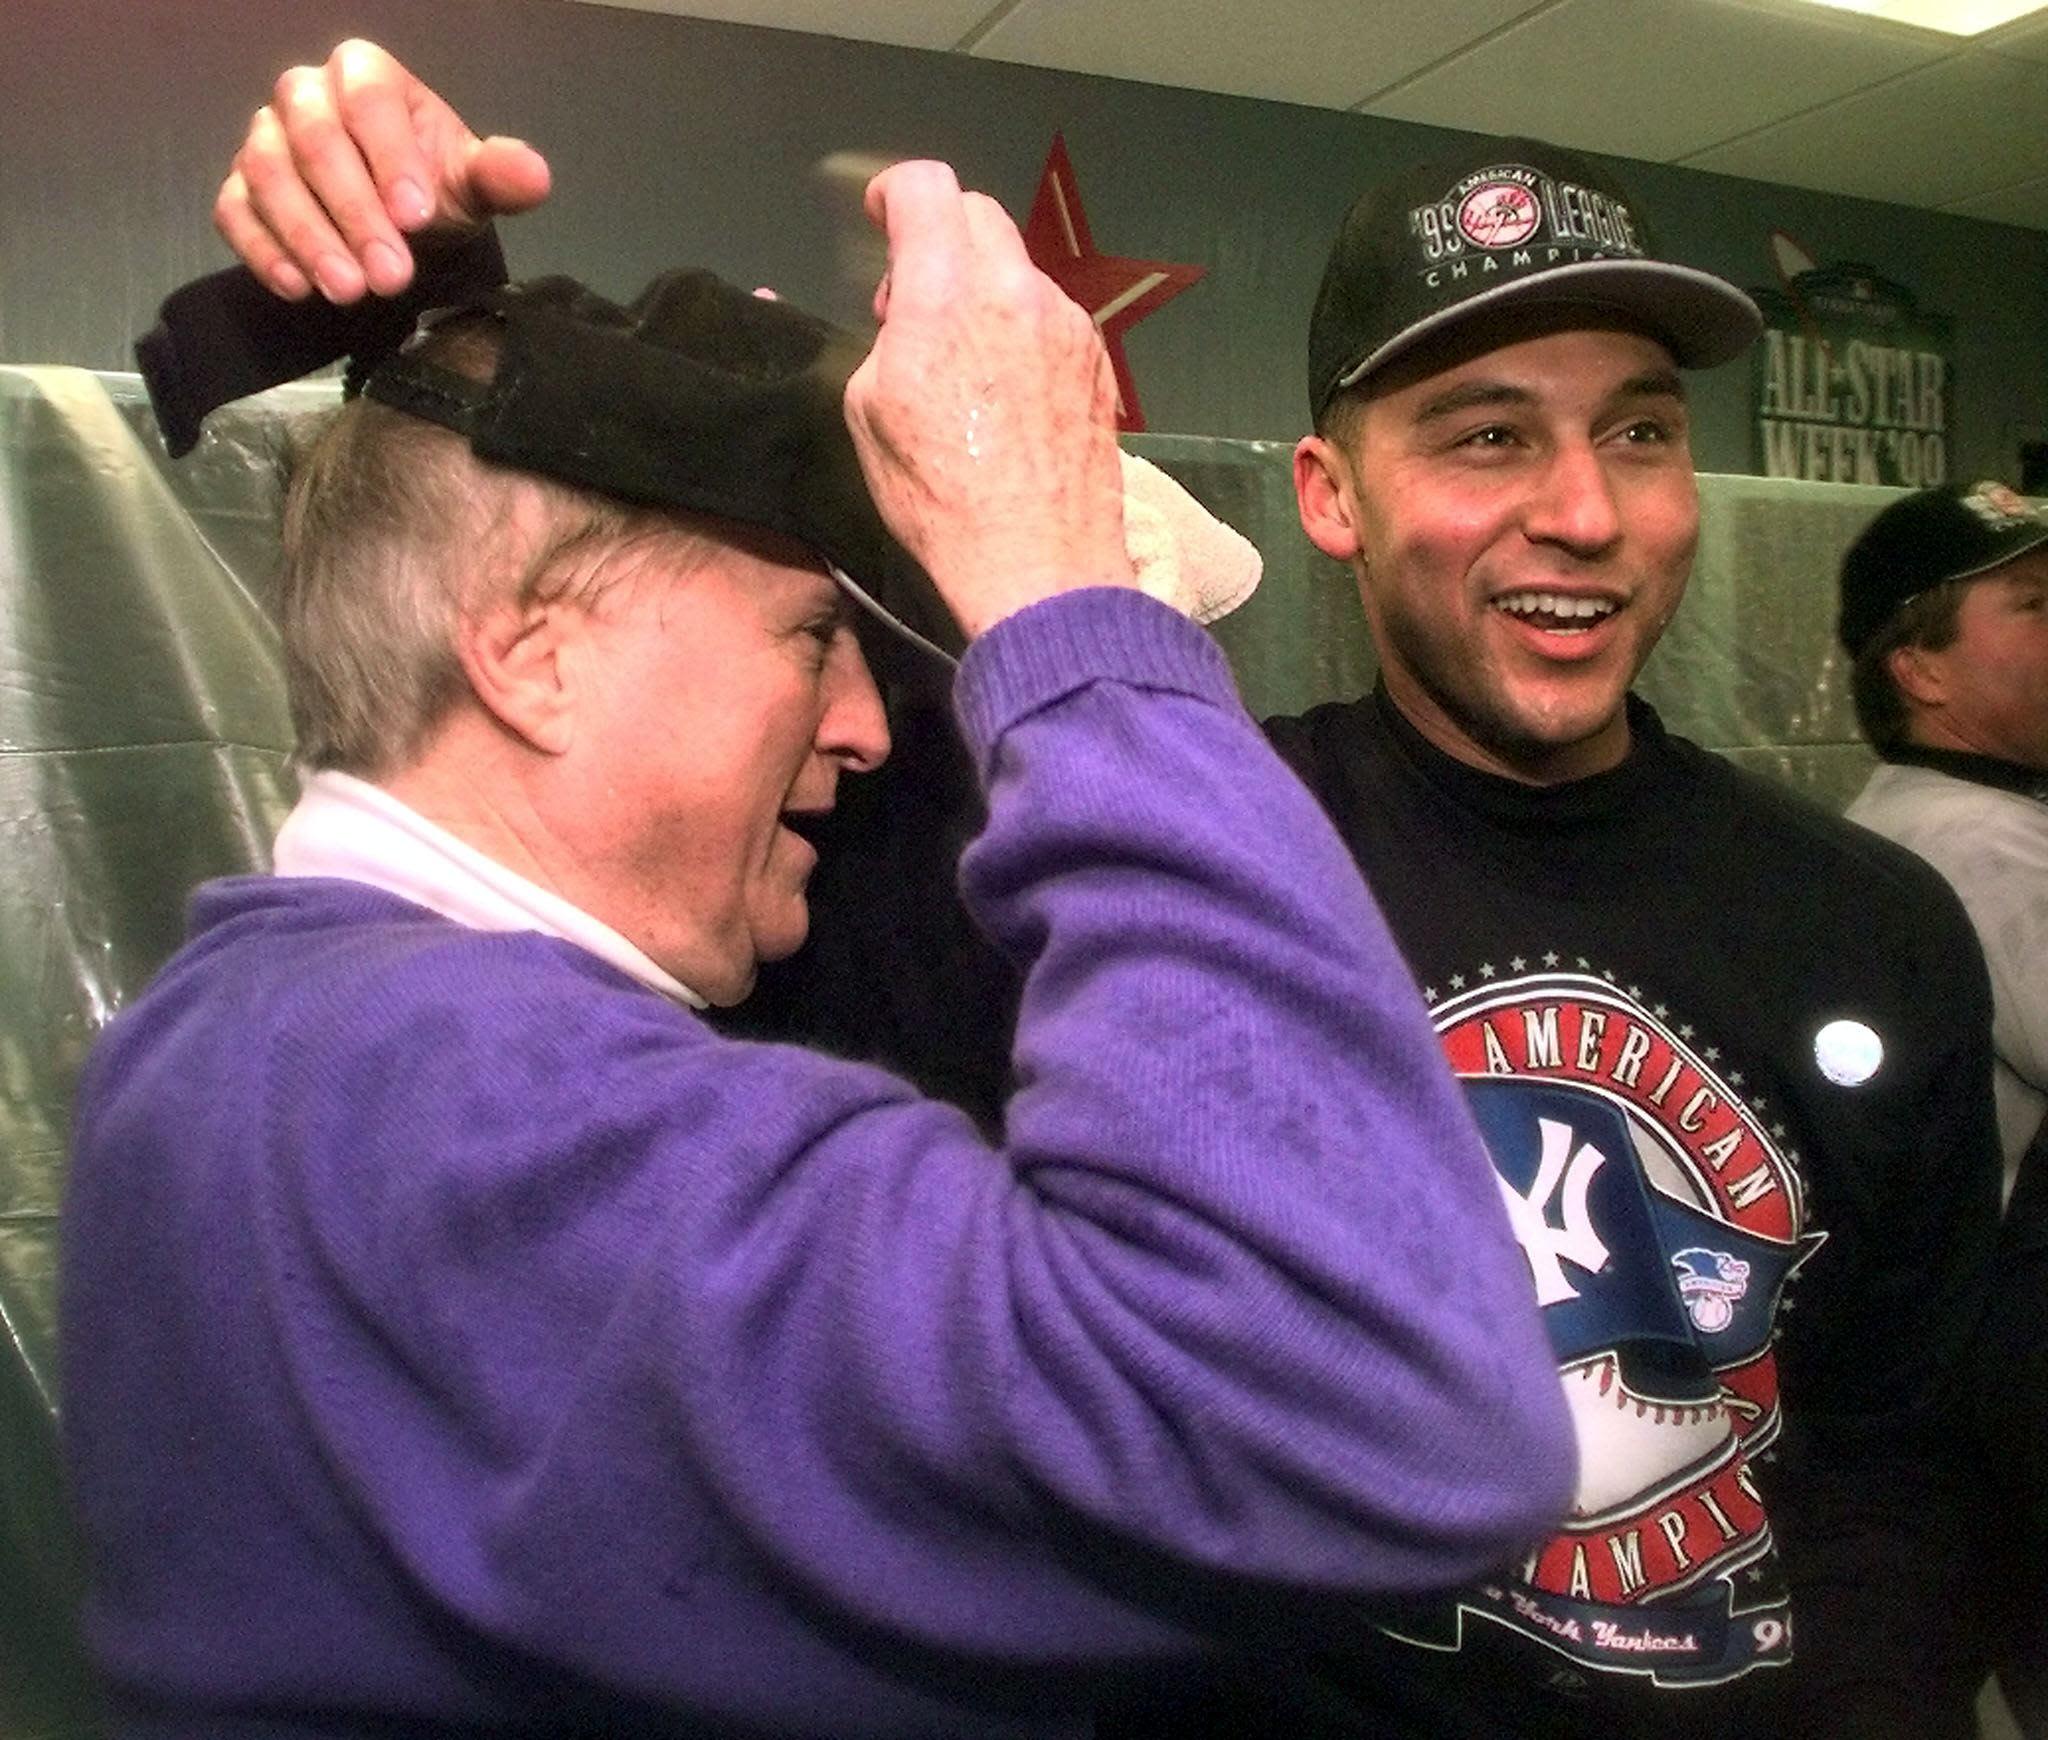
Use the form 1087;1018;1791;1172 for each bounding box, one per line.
454;598;588;756
1294;436;1364;563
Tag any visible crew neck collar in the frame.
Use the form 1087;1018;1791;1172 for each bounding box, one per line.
1371;683;1674;829
1881;742;2048;805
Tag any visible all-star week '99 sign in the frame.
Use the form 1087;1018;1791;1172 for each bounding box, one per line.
1751;249;1953;489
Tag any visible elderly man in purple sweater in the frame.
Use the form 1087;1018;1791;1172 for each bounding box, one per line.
58;46;1570;1740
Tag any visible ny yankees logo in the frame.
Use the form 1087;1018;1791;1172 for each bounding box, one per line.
1496;1117;1612;1306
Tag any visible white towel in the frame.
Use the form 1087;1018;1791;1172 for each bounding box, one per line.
1118;449;1263;626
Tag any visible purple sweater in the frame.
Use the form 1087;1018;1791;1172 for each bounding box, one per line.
61;590;1571;1737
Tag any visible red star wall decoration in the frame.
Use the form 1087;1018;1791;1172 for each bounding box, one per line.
1020;134;1206;433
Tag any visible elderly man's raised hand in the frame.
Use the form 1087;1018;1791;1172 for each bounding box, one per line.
216;40;550;304
844;162;1137;641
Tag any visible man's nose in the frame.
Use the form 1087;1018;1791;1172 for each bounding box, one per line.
820;632;891;773
1524;440;1623;558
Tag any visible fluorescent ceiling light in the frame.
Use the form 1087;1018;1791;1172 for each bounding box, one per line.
1793;0;2048;32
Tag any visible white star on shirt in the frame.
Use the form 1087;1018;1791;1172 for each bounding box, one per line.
1479;962;1497;979
1449;973;1466;990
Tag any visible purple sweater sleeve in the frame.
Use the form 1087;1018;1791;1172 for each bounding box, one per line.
731;593;1571;1600
406;589;1570;1674
69;591;1569;1718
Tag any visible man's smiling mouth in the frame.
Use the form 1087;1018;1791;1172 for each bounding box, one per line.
1493;591;1619;633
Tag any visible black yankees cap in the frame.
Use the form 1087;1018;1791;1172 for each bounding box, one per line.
364;270;962;660
1837;481;2048;656
1308;136;1763;421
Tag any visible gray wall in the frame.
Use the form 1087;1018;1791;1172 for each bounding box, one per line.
6;0;2046;476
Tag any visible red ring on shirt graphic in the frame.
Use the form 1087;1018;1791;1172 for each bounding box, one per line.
1457;181;1541;249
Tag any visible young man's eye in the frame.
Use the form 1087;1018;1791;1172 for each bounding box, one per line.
1456;424;1520;451
1619;418;1674;444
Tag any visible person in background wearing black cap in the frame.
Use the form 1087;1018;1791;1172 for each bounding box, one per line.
59;73;1583;1740
1841;482;2048;1203
169;44;2001;1740
1837;480;2048;1732
1244;138;2003;1740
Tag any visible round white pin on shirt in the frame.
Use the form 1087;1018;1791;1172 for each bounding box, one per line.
1814;1019;1883;1086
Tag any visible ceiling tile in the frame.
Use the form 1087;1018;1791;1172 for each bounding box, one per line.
1686;48;2048;208
1940;171;2048;225
970;0;1548;110
1979;7;2048;59
561;0;995;51
1358;0;1945;161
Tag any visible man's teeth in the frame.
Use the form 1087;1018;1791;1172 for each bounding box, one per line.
1494;592;1617;627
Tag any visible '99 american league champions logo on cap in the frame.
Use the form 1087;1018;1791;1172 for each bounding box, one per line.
1409;164;1645;272
1308;135;1763;421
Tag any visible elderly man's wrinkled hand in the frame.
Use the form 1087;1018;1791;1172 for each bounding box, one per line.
844;161;1136;641
217;40;551;304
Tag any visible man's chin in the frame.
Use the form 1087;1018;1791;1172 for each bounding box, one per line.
1464;692;1635;784
752;902;812;971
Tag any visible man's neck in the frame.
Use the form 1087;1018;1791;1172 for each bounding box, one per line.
274;770;707;1007
1887;734;2048;800
1905;715;2046;773
380;751;572;904
1382;678;1636;787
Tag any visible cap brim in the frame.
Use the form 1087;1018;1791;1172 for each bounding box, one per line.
1332;259;1764;399
1946;520;2048;587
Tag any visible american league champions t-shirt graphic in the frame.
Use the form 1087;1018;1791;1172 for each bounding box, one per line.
1388;967;1823;1688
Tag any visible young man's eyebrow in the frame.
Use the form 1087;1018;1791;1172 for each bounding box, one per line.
1622;368;1687;400
1410;367;1688;428
1412;380;1536;425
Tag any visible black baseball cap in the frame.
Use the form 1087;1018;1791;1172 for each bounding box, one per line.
1308;136;1762;421
365;270;963;661
1837;481;2048;656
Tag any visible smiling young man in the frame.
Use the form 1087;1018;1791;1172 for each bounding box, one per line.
1297;310;1696;784
1251;139;2004;1740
